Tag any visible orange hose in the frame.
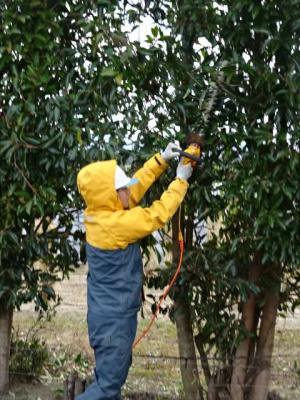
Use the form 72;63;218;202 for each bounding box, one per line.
133;238;184;349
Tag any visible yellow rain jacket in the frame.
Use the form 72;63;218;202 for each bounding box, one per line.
77;153;188;250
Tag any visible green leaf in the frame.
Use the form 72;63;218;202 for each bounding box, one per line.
114;73;123;85
101;67;118;77
253;28;270;36
26;137;40;145
54;107;60;122
292;19;300;30
204;189;210;203
151;26;159;38
76;129;83;145
282;185;293;200
8;232;19;246
25;199;33;215
0;140;13;155
41;133;60;149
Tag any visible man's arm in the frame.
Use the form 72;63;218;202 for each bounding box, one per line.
113;178;189;244
129;153;168;207
129;143;181;207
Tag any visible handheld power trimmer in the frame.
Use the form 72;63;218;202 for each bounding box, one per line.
173;132;204;167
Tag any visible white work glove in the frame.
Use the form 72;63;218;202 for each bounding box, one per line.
161;142;181;162
176;160;193;181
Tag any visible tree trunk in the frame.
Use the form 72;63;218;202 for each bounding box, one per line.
174;297;203;400
248;305;261;367
64;372;87;399
172;211;203;400
230;253;262;400
248;264;281;400
0;302;13;395
194;333;211;388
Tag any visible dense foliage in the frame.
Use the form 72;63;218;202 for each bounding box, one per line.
0;0;135;310
119;1;300;397
1;0;299;397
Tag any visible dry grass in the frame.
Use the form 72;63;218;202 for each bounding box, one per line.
8;265;300;399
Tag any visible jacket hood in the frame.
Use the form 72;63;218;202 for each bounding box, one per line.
77;160;122;212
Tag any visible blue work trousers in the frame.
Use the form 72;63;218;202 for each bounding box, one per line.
75;312;137;400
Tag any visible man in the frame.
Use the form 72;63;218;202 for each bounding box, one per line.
76;143;192;399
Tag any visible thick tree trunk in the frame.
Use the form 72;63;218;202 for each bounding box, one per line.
0;302;13;394
174;297;203;400
230;253;262;400
172;211;203;400
248;265;280;400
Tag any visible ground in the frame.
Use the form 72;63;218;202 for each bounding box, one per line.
7;264;300;399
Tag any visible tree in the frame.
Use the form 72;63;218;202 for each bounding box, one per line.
0;0;131;392
124;1;300;398
1;1;299;399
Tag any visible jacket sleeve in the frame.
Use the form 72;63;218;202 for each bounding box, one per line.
109;178;188;245
129;153;169;207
